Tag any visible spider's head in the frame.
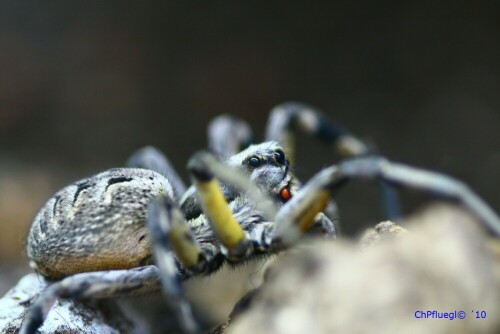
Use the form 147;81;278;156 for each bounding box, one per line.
227;141;298;204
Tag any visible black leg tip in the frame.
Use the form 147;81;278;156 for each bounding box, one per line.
187;152;215;181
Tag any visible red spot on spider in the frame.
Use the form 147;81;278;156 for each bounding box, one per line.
280;187;292;201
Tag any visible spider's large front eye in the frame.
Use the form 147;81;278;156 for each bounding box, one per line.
274;150;285;164
248;156;261;168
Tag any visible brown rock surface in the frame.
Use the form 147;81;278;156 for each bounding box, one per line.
226;205;500;334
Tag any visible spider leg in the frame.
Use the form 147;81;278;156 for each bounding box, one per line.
335;157;500;236
272;156;500;248
187;154;253;260
208;114;254;159
265;101;370;163
148;197;222;276
265;101;400;221
20;266;161;334
147;198;215;334
308;212;339;238
127;146;186;200
272;168;334;248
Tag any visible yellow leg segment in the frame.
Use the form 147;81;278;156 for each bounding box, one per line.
273;167;335;247
153;199;202;270
194;179;246;249
168;224;201;270
296;190;330;232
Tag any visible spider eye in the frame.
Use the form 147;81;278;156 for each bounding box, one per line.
274;150;285;164
248;156;261;167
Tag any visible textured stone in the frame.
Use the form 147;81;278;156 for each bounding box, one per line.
226;205;500;334
0;273;143;334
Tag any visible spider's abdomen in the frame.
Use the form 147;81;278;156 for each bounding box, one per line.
26;168;174;279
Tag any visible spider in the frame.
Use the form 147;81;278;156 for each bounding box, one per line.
18;102;500;334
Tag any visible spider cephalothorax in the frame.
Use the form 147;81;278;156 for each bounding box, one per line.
14;102;500;334
225;141;296;203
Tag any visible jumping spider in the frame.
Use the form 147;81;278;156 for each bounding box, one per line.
18;103;500;334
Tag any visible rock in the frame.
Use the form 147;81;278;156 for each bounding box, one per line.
226;205;500;334
0;273;145;334
359;220;409;248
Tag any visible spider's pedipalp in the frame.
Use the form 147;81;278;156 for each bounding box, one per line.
187;152;252;260
272;166;340;247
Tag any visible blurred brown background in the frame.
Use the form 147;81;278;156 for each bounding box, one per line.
0;1;499;280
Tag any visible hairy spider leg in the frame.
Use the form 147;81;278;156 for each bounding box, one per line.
148;199;202;334
127;146;187;200
208;114;254;160
150;197;204;271
272;156;500;247
333;156;500;236
19;266;161;334
265;101;400;222
265;101;369;163
272;168;336;247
